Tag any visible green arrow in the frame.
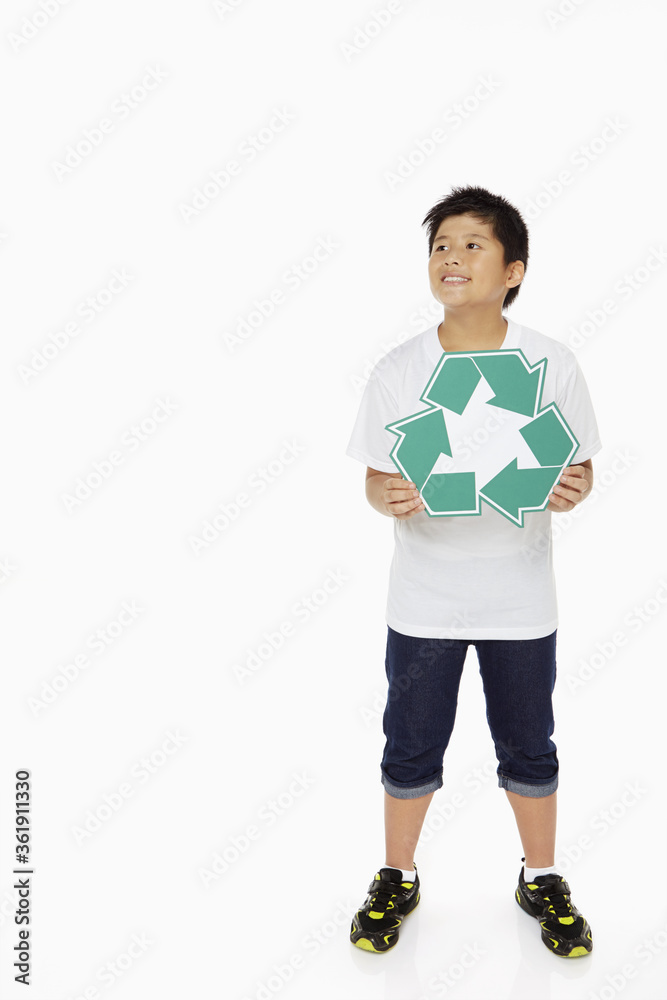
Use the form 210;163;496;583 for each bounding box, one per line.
474;352;543;417
520;407;578;466
479;459;561;525
424;356;482;414
386;408;451;491
422;471;477;514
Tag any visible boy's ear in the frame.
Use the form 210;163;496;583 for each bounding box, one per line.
508;260;525;287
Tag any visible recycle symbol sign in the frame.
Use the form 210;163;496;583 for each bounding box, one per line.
384;349;579;527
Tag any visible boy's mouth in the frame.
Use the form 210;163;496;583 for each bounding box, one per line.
441;275;470;283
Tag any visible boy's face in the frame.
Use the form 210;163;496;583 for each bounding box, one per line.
427;213;524;312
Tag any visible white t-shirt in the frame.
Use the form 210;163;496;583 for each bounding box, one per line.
345;317;602;640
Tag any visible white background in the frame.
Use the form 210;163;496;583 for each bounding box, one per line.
0;1;665;998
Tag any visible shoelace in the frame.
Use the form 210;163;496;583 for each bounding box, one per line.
532;877;573;918
368;879;405;913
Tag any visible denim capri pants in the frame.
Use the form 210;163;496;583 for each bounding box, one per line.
381;625;559;799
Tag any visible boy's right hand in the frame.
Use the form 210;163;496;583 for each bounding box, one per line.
376;474;426;519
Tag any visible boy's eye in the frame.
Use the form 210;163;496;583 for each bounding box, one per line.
435;243;480;251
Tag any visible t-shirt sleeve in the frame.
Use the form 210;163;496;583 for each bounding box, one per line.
556;355;602;463
345;370;400;473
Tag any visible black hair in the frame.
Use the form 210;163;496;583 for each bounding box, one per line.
421;184;529;311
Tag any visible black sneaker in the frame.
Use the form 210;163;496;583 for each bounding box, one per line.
350;865;420;953
515;858;593;958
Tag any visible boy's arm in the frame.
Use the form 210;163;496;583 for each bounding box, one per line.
546;459;594;512
365;467;426;519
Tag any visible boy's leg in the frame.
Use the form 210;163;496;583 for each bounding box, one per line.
504;788;557;867
384;789;435;870
380;626;469;860
475;630;560;825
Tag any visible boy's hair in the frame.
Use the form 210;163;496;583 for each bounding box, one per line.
421;185;529;311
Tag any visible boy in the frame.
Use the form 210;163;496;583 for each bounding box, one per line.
345;185;601;958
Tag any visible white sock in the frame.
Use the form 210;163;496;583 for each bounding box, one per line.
384;864;416;882
523;863;558;883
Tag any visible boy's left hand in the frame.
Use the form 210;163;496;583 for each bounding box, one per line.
546;464;593;512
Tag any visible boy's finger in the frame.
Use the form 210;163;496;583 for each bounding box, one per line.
394;499;425;517
560;474;587;490
388;484;421;499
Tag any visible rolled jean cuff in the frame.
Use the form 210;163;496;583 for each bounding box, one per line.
497;772;558;797
381;771;443;799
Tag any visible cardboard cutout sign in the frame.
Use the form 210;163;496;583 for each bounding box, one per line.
385;349;579;527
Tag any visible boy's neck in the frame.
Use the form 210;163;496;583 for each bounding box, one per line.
437;313;509;353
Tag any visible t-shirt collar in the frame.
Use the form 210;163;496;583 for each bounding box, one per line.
427;316;520;364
